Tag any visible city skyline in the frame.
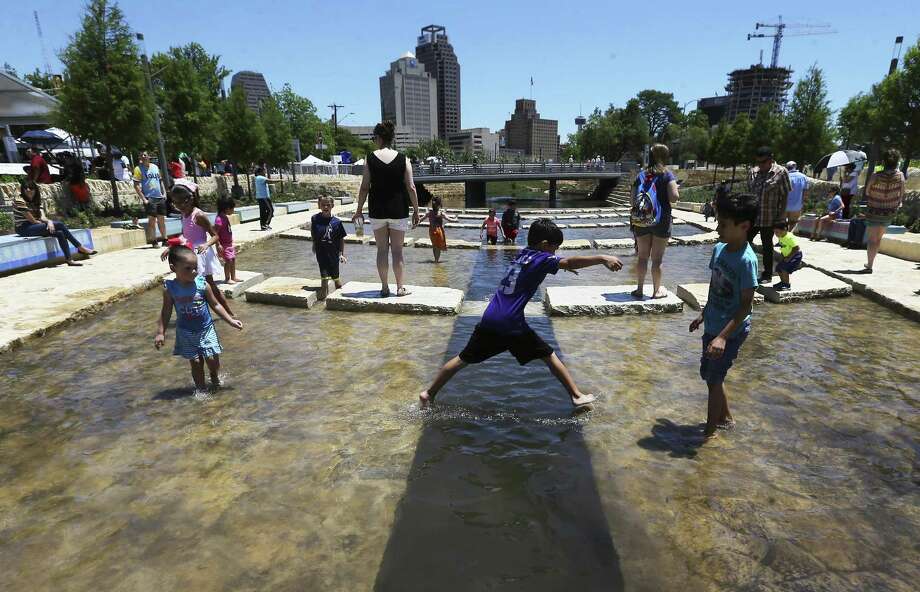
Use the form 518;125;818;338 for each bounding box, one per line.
1;0;915;139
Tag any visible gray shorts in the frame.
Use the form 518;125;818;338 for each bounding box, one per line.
145;199;167;216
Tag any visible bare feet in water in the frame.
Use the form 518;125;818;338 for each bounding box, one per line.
652;287;668;299
419;390;433;409
572;392;596;409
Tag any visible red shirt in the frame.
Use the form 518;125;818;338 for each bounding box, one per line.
168;161;184;179
30;154;53;183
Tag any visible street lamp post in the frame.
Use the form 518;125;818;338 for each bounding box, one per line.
136;33;171;189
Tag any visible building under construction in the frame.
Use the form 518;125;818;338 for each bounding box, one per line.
724;64;793;120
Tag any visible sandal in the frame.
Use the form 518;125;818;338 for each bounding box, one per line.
396;287;411;297
380;287;391;298
630;289;644;299
66;260;83;267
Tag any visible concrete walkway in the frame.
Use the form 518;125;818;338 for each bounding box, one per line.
675;209;920;321
0;203;356;353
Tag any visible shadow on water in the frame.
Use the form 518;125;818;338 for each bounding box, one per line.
636;418;707;459
374;250;624;591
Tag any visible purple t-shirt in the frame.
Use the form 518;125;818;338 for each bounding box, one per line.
481;248;561;333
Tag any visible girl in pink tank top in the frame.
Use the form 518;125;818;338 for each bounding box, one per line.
159;182;235;316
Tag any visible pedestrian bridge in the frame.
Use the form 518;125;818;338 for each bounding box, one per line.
412;162;633;203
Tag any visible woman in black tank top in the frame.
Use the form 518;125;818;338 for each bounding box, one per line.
353;121;420;297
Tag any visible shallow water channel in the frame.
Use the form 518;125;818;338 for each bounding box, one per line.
1;225;918;591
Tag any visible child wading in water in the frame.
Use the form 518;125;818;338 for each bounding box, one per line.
689;192;758;440
419;219;623;409
417;196;457;262
160;182;235;316
501;200;521;244
772;222;802;291
310;196;348;298
480;208;506;245
214;197;238;284
155;245;243;390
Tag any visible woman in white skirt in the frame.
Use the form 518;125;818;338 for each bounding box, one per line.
160;182;235;316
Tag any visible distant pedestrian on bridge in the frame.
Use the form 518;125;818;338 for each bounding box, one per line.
353;121;420;297
630;144;679;299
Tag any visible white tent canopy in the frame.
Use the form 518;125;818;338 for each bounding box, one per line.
299;154;330;165
353;158;365;166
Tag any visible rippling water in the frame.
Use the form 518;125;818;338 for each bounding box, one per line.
1;231;918;591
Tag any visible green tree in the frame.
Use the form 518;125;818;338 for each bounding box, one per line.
221;86;266;190
636;89;682;142
837;93;877;148
417;138;451;161
55;0;153;212
727;114;752;180
150;45;223;170
746;104;783;157
24;68;57;92
779;65;836;168
669;109;710;164
259;97;294;171
273;83;324;151
874;37;920;172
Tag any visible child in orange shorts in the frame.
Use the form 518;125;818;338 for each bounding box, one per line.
418;196;457;263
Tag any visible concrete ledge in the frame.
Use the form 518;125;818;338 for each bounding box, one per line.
568;223;599;229
756;268;852;303
880;232;920;262
278;228;312;241
217;270;265;299
676;282;764;311
236;205;261;223
276;201;311;214
244;276;322;308
675;201;704;213
674;232;720;246
334;195;355;205
594;238;635;249
544;285;683;316
325;281;463;315
414;238;482;249
559;239;594;250
0;229;95;273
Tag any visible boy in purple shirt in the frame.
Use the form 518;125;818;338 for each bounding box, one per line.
419;219;624;410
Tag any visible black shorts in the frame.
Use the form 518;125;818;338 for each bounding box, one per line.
316;250;340;280
459;323;554;365
632;216;671;238
144;199;166;216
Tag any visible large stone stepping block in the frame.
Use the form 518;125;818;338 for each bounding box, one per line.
597;222;627;228
544;285;683;316
244;276;322;308
326;281;463;315
414;238;481;249
367;237;415;247
278;228;312;241
559;239;594;250
756;268;852;303
344;235;370;244
594;238;635;249
674;232;720;246
218;271;266;299
676;283;764;311
568;223;599;229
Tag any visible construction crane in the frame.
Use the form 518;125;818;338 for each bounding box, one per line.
33;10;52;76
747;15;836;69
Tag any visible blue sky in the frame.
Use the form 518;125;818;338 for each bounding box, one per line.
2;0;916;138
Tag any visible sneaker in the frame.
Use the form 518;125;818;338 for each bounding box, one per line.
758;275;772;285
773;281;791;291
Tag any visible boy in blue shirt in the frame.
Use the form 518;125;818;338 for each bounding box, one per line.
690;192;759;440
419;219;624;410
311;196;347;298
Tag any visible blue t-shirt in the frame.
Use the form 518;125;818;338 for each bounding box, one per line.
311;213;346;254
481;248;561;333
165;275;213;333
133;164;163;200
787;170;808;212
703;242;758;337
254;175;270;199
827;195;843;217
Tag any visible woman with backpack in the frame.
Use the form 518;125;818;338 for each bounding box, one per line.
630;144;679;299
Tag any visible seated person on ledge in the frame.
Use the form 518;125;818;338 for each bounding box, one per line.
811;186;844;241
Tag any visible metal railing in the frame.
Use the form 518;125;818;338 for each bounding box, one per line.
413;161;628;177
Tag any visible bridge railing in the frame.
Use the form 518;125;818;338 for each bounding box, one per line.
413;162;631;177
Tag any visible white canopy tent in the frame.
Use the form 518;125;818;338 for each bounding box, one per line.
299;154;331;165
1;70;61;162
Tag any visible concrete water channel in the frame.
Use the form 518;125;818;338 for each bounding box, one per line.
1;206;918;591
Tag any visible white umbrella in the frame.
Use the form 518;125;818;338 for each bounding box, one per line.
826;150;865;169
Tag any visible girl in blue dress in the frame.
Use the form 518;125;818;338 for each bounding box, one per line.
155;245;243;391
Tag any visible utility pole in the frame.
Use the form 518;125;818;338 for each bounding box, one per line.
136;33;171;189
328;103;344;136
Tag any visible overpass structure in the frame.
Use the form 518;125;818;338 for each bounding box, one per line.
413;162;633;205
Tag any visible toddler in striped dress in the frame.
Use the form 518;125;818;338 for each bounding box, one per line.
155;245;243;391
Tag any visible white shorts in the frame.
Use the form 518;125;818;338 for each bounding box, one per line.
370;217;409;232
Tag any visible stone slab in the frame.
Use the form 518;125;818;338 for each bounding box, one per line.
344;235;370;244
596;222;627;228
459;300;546;317
880;232;920;262
545;285;683;316
217;270;265;299
756;267;852;303
672;219;686;225
594;238;636;249
578;214;599;219
568;223;599;229
244;276;322;308
367;238;415;247
558;239;594;249
414;238;482;249
674;232;720;246
676;282;764;311
325;281;463;315
276;201;311;213
278;228;312;241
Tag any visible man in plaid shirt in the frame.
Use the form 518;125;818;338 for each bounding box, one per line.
748;146;791;284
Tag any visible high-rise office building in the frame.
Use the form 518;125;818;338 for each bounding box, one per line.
379;52;438;147
503;99;559;161
415;25;460;140
230;70;271;111
448;128;499;160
